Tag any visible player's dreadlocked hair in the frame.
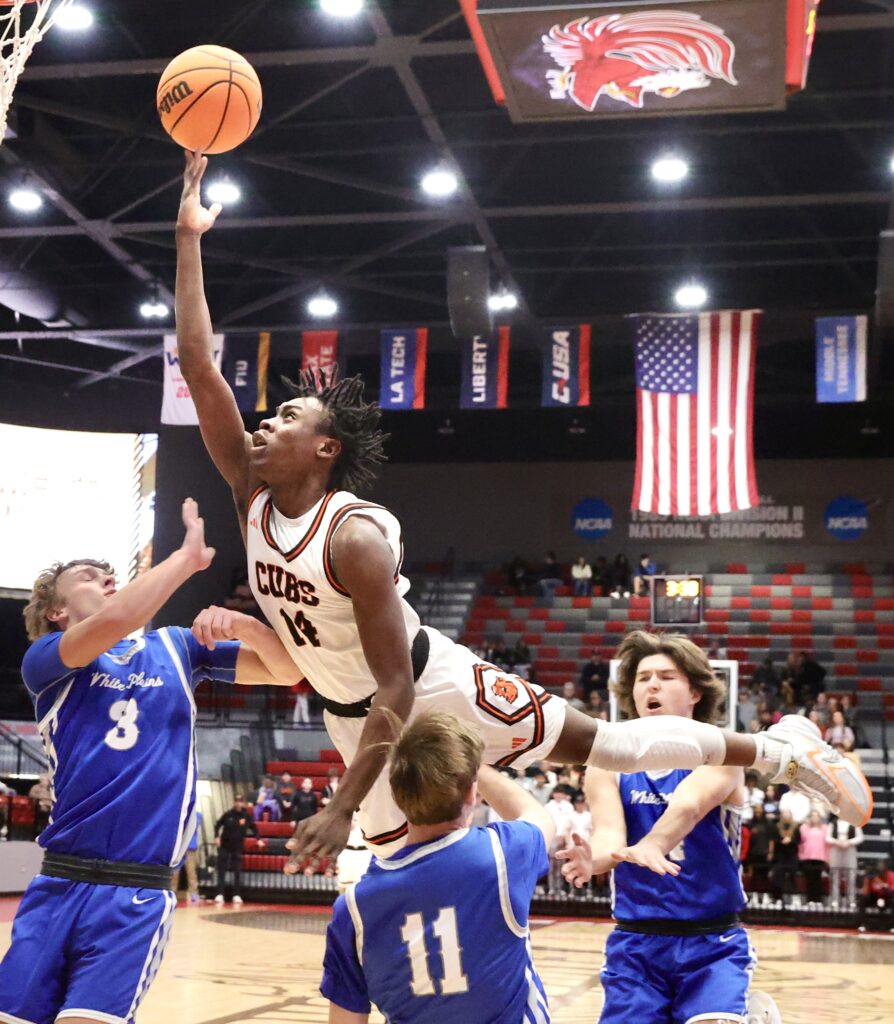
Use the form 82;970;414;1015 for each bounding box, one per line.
283;368;388;494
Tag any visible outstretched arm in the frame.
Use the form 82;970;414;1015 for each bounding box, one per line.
175;151;253;507
477;765;555;849
557;766;626;886
58;498;214;669
191;605;305;686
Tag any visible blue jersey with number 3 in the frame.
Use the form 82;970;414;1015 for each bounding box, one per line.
21;628;239;867
321;821;550;1023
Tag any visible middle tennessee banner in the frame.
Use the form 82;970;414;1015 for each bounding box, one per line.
816;315;867;403
379;328;428;410
541;324;591;407
301;330;338;377
223;332;270;413
460;326;510;409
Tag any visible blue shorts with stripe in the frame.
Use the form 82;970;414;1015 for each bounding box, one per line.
0;874;176;1024
599;927;755;1024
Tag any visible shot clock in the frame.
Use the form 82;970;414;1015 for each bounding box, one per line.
651;575;704;626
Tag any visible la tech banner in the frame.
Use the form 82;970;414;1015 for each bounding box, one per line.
379;328;427;410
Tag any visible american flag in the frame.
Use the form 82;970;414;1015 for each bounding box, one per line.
632;311;760;516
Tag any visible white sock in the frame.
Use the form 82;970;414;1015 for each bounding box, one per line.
749;732;787;777
587;716;727;773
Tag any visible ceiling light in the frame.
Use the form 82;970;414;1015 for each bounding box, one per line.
8;187;42;212
307;294;338;318
488;291;518;312
320;0;364;17
674;282;708;309
205;179;241;205
139;300;169;319
651;156;689;183
421;169;458;198
54;4;95;31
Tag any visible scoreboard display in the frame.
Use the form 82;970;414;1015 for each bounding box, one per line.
651;575;704;626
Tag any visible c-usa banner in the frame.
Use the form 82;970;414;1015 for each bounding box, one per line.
816;316;867;403
379;329;427;410
460;327;510;409
541;325;591;407
223;332;270;413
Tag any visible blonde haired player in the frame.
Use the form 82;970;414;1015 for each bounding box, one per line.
173;151;872;864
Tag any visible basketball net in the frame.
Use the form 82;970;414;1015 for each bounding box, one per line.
0;0;73;144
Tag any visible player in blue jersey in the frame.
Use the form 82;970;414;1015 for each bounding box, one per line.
320;710;553;1024
0;498;300;1024
559;631;781;1024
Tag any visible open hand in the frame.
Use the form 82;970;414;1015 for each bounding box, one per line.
284;807;353;870
556;832;593;888
177;151;222;236
179;498;215;573
611;837;681;877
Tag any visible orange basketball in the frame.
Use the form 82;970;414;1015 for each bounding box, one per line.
156;44;262;155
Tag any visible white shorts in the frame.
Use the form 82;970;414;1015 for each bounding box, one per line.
323;627;567;857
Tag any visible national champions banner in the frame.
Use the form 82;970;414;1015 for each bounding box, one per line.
460;326;510;409
223;332;270;413
816;315;867;403
379;328;428;410
301;330;338;378
541;325;590;407
161;334;223;425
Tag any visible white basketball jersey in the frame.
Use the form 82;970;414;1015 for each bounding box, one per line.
245;487;421;705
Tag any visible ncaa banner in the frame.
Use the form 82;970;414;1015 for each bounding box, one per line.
460;326;510;409
161;334;223;425
301;330;338;378
541;325;591;407
223;332;270;413
816;316;867;403
379;328;428;410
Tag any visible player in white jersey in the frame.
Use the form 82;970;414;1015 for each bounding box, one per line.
173;150;873;863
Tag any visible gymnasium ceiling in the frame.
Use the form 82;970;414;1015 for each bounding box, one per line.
1;0;894;458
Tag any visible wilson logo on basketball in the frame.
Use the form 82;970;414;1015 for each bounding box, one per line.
492;678;519;704
157;80;194;117
542;11;737;112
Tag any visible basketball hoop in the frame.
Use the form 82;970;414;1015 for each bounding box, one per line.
0;0;73;144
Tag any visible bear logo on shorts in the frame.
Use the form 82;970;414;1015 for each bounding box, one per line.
492;678;519;704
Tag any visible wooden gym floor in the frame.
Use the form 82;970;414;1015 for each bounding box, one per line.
2;899;893;1022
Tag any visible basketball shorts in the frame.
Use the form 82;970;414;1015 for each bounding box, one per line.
324;627;567;856
0;873;176;1024
599;927;755;1024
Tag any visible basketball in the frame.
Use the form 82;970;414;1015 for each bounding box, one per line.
156;44;262;154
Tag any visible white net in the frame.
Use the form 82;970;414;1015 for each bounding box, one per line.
1;0;73;144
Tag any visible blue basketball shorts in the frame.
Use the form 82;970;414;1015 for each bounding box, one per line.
0;874;176;1024
599;926;756;1024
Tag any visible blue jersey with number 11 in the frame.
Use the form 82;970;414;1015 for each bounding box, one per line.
21;627;239;868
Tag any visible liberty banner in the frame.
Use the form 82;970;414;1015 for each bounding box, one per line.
816;315;867;403
161;334;223;425
301;330;338;377
541;325;590;407
379;328;428;410
460;327;510;409
223;332;270;413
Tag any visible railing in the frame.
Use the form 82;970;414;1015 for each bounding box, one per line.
0;721;48;775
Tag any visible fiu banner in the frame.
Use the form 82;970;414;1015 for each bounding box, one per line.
816;316;867;403
460;326;510;409
223;332;270;413
301;330;338;378
379;329;427;410
161;334;223;425
541;325;590;407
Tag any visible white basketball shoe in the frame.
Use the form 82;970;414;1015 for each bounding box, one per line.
765;715;873;827
747;989;782;1024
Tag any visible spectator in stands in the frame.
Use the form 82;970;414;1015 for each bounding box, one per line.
0;779;13;841
562;681;586;713
862;859;894;912
838;736;861;768
826;710;855;748
793;651;826;704
510;639;531;679
525;769;552;806
762;784;780;820
538;551;565;598
485;637;512;670
584;690;606;719
276;771;297;819
27;773;53;834
320;767;340;808
178;810;202;904
778;683;799;718
593;556;612;597
741;770;764;824
294;777;319;822
737;687;758;734
811;692;831;728
778;786;811;824
544;783;576;894
807;708;826;738
632;553;657;597
571;556;593;597
768;807;800;908
798;809;829;909
609;554;632;599
292;678;313;726
214;794;257;905
745;803;773;906
826;812;863;910
252;774;280;822
578;651;609;701
751;656;779;699
507;555;531;596
839;694;866;745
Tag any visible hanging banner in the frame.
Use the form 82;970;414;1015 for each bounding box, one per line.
816;315;867;403
301;330;338;378
460;326;510;409
223;332;270;413
379;328;427;410
541;324;590;407
161;334;223;425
